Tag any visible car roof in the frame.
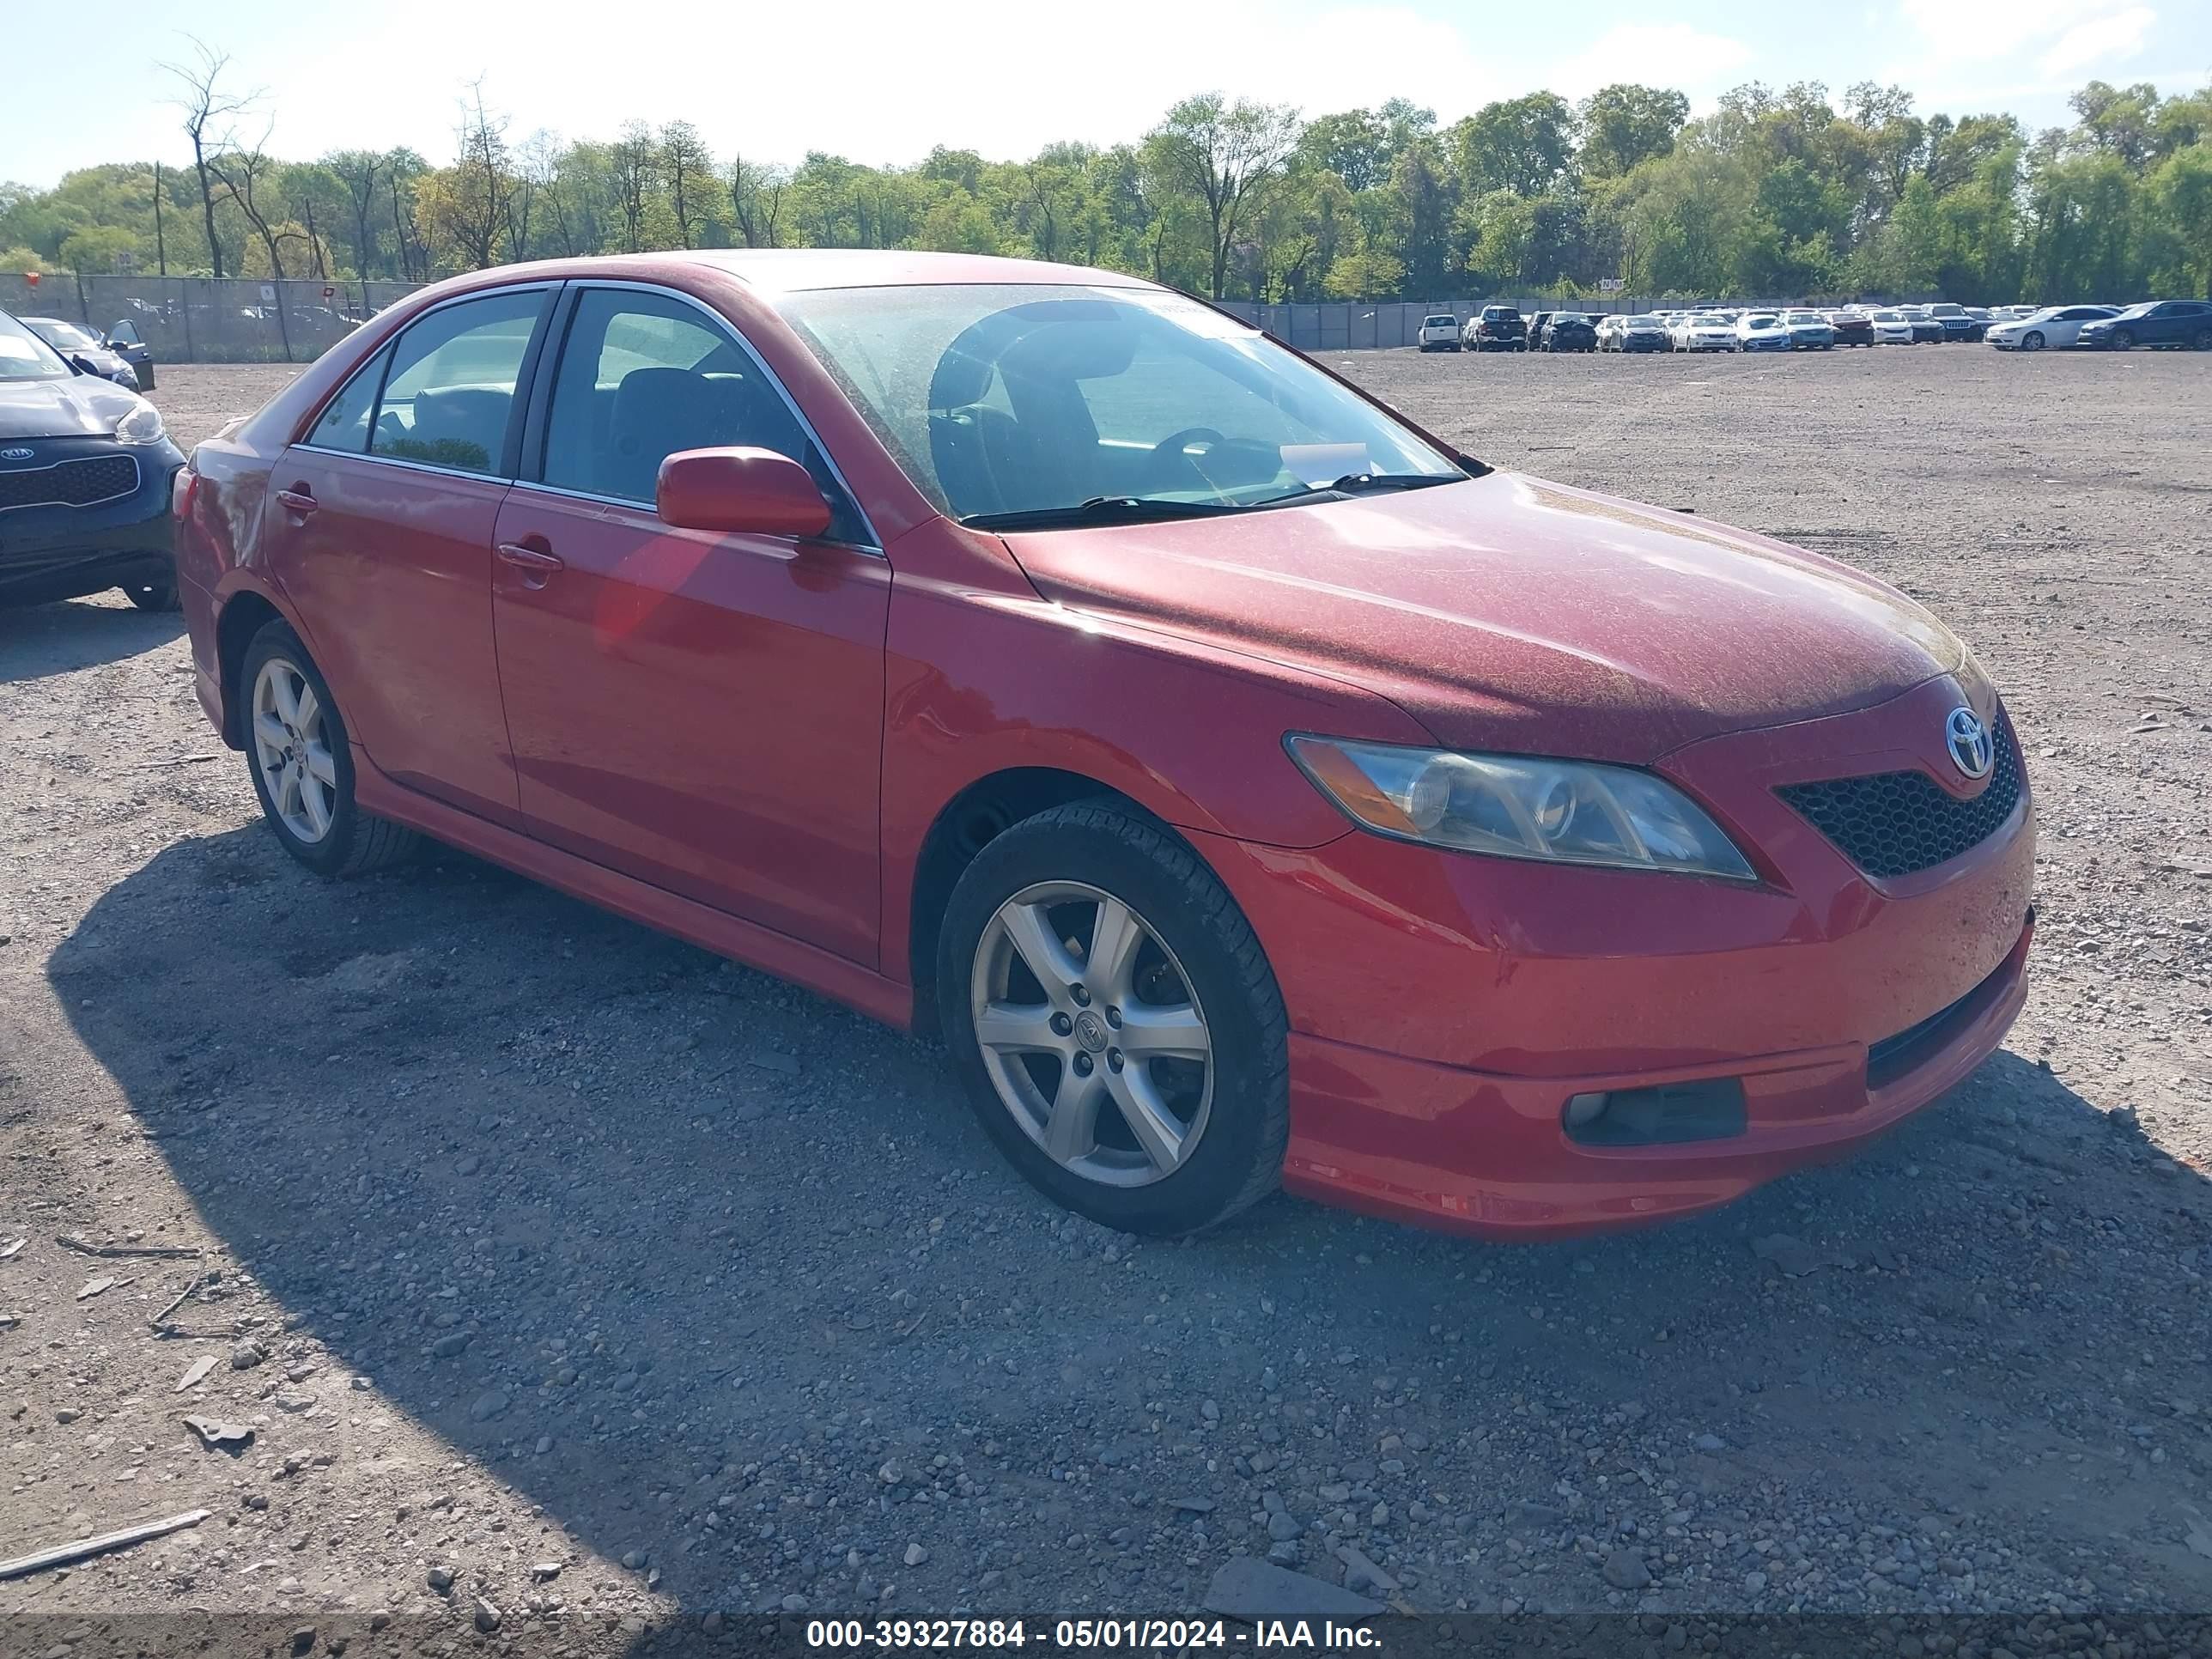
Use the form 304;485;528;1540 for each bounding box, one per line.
462;247;1158;296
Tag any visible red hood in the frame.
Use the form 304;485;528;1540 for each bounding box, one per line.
1000;472;1967;763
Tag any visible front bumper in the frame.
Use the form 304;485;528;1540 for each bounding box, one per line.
0;437;183;605
1195;676;2035;1237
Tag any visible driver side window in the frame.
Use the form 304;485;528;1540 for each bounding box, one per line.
539;288;867;544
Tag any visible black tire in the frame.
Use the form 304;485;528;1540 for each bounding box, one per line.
124;577;179;611
2192;327;2212;351
937;801;1290;1237
2021;331;2045;351
240;619;422;878
2111;328;2134;349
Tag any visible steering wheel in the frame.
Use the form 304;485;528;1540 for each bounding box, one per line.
1150;426;1229;481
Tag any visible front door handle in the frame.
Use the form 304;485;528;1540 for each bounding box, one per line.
495;541;564;585
275;486;318;515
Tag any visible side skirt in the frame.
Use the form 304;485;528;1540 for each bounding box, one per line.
351;747;915;1031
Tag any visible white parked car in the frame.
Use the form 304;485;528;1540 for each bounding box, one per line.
1984;304;2119;351
1867;309;1917;345
1734;312;1792;353
1417;313;1462;351
1671;314;1737;352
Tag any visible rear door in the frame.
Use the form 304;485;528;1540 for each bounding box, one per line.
264;285;556;826
488;283;890;963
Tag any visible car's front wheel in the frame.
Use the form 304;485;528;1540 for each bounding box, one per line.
2111;328;2135;349
939;803;1290;1236
2021;331;2045;351
241;619;422;878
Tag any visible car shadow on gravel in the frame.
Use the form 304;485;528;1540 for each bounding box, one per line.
47;825;2212;1621
0;594;184;684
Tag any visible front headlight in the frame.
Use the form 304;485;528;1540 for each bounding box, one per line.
112;402;165;446
1286;735;1757;881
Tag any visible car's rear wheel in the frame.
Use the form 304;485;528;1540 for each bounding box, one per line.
2191;327;2212;351
939;802;1289;1236
241;620;421;878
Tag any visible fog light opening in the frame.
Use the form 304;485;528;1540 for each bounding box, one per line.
1563;1092;1610;1131
1562;1079;1748;1146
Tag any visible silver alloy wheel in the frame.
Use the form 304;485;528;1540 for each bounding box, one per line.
969;880;1212;1188
251;656;337;844
2021;331;2044;351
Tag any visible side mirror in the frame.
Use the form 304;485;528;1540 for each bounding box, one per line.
68;353;105;377
656;447;833;539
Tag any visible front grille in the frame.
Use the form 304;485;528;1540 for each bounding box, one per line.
1777;720;2023;879
0;453;140;511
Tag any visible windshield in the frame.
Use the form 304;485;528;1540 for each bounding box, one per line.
2111;303;2154;319
29;319;100;349
0;312;72;382
775;283;1463;526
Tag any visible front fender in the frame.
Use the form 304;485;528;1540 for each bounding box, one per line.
878;565;1436;986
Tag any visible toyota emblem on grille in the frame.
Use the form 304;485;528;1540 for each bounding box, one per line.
1945;707;1994;780
0;447;33;462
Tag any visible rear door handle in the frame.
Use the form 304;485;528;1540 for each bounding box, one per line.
275;487;318;514
495;541;564;588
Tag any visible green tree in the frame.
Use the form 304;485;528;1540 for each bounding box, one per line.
1455;93;1575;197
1144;93;1300;298
1577;85;1688;179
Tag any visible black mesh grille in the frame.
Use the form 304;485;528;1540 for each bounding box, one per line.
1778;720;2023;879
0;454;139;510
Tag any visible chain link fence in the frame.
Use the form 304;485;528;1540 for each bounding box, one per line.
1;273;1935;364
0;273;426;365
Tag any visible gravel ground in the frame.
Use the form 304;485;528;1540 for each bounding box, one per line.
2;349;2209;1648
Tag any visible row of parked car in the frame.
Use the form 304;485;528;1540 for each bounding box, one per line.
1419;298;2212;356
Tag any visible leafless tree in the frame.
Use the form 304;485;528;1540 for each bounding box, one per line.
446;78;513;270
324;150;384;277
609;121;659;252
208;124;288;279
728;153;786;248
662;120;714;249
161;35;258;280
508;131;564;260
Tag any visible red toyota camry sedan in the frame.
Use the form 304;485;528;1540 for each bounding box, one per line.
173;251;2033;1239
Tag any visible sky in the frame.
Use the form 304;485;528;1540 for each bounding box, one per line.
4;0;2207;189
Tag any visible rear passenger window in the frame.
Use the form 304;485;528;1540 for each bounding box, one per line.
306;345;387;454
540;288;867;543
371;290;545;476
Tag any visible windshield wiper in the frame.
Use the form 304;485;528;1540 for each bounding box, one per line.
1321;471;1461;494
960;495;1244;532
